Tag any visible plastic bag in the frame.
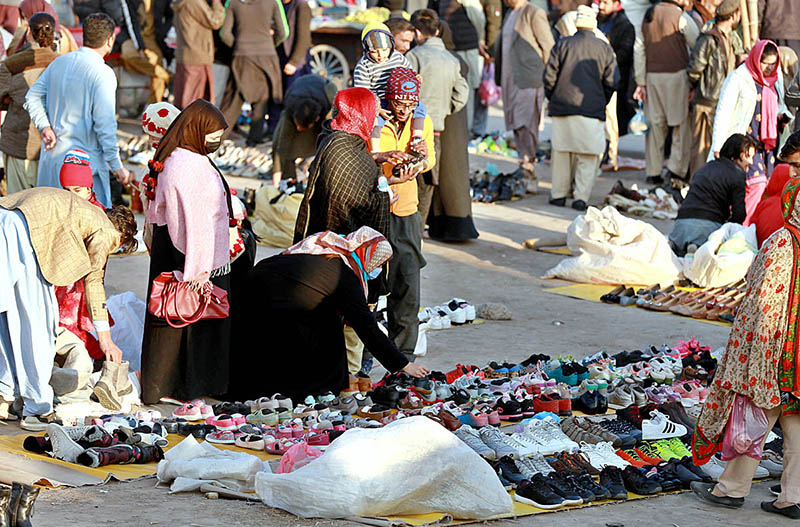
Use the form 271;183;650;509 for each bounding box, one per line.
251;185;303;248
628;102;648;135
275;441;323;474
721;394;770;461
106;292;147;371
256;416;513;519
684;223;758;287
478;63;500;107
543;205;682;285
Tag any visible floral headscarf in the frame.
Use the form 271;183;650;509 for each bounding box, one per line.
283;226;392;297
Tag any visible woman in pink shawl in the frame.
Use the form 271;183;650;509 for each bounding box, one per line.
140;99;234;405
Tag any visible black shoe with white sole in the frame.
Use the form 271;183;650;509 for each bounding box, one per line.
514;475;565;509
771;484;782;496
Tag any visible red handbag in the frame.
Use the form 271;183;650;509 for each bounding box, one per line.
148;272;230;328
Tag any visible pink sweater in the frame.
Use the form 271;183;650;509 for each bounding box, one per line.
148;147;229;282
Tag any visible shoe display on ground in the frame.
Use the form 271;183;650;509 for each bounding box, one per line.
642;411;687;440
515;476;565;509
600;466;629;499
622;466;662;495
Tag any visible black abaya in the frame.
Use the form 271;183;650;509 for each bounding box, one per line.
140;225;231;405
229;254;408;402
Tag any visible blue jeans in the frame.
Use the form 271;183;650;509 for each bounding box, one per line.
668;218;722;256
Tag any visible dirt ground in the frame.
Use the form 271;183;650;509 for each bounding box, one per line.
4;109;781;526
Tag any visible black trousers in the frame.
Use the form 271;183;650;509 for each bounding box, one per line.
386;213;426;362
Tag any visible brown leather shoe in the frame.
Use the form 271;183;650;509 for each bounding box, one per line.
439;409;461;432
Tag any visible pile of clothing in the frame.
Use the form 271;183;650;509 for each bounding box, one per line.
604;180;680;220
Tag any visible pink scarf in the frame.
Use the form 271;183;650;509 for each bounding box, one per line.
148;148;231;282
746;40;780;151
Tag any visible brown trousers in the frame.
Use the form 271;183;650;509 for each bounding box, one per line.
120;39;170;104
690;103;715;179
173;64;215;110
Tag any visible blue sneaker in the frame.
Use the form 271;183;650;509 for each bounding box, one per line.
546;364;578;386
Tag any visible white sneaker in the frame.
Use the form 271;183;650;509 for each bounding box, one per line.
702;454;771;481
580;441;630;470
47;424;86;463
509;432;540;457
438;301;467;324
452;298;476;321
642;410;687;440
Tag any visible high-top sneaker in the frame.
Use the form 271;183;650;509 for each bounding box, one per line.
79;426;116;448
616;405;643;429
47;424;86;463
132;444;165;464
22;436;51;454
77;445;137;468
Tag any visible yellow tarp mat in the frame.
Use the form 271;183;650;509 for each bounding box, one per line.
536;246;571;255
0;432;282;487
543;283;731;326
386;489;691;525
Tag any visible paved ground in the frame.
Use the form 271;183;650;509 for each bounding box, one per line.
2;108;785;526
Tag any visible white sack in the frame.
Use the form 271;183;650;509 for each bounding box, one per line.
543;206;682;285
157;436;267;491
684;223;757;287
255;416;513;519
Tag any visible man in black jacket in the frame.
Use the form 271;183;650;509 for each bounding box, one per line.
544;6;617;211
668;133;756;256
597;0;635;134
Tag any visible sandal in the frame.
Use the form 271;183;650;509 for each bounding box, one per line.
206;430;238;444
235;433;265;450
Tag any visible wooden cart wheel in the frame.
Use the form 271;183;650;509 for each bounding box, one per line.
309;44;350;89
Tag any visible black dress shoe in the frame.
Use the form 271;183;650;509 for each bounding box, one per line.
690;481;744;508
771;484;781;496
549;197;566;206
762;500;800;519
572;200;587;211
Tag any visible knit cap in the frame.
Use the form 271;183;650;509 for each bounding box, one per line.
59;148;93;188
575;5;597;30
142;102;180;140
361;22;394;53
385;67;420;102
716;0;739;17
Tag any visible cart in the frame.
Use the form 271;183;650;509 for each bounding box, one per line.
309;23;364;89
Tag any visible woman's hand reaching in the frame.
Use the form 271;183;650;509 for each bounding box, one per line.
402;362;430;378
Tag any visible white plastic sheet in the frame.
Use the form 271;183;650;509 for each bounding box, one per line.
158;436;269;493
255;416;513;519
684;223;758;287
543;206;682;285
